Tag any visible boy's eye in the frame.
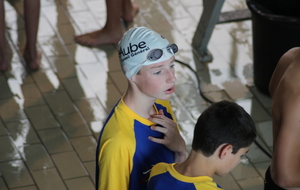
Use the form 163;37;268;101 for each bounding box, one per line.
154;71;161;75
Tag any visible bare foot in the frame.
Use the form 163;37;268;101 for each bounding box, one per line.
74;27;124;47
122;2;139;22
23;49;41;71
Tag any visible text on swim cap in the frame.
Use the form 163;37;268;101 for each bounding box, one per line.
119;41;150;63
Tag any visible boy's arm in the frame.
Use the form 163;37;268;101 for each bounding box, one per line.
148;109;187;163
98;140;133;190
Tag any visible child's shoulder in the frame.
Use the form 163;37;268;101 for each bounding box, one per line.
150;162;170;177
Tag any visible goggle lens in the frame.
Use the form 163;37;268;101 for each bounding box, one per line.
147;44;178;62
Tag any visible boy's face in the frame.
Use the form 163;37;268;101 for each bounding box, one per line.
216;147;249;177
132;56;176;100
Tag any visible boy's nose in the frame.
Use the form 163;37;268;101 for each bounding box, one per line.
167;70;176;83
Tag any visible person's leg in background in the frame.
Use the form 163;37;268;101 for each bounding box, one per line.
23;0;41;70
0;0;9;71
74;0;139;47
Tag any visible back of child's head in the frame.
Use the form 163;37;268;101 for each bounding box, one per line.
192;100;256;156
118;26;178;79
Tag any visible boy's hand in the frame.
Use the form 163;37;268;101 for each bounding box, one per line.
148;109;186;162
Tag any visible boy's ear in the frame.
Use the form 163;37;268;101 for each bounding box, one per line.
219;144;233;159
129;76;137;83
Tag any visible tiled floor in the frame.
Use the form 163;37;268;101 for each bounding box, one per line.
0;0;273;189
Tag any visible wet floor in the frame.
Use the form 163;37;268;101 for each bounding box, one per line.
0;0;272;189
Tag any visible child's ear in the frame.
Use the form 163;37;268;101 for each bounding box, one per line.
219;144;233;159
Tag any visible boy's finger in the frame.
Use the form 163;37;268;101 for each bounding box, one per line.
148;136;165;144
149;115;172;124
150;112;166;118
158;109;164;115
150;125;168;133
149;118;164;125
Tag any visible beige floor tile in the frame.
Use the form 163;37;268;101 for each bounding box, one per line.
56;111;92;137
222;79;252;99
203;90;231;103
0;160;34;189
43;4;72;26
247;141;272;163
36;53;53;71
58;24;77;45
44;91;77;115
256;121;273;147
32;168;67;190
65;176;95;190
231;161;260;180
25;105;60;130
40;36;68;57
181;0;202;7
38;17;56;37
174;17;198;43
99;83;122;112
67;45;99;65
62;77;96;100
38;128;73;154
6;120;40;146
109;71;128;94
0;98;27;123
51;151;88;179
237;98;271;122
70;11;101;35
70;136;97;162
84;0;106;21
0;177;7;190
74;98;108;123
0;121;8;136
78;63;109;96
104;49;123;72
160;0;191;19
254;161;270;178
30;70;63;93
84;161;96;184
145;12;174;33
249;86;272;109
0;136;21;162
11;186;38;190
22;144;54;171
0;76;14;99
48;56;77;79
21;83;45;107
62;0;88;12
237;176;264;190
186;6;203;21
214;174;241;190
3;61;33;84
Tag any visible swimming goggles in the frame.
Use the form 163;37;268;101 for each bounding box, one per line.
146;44;178;62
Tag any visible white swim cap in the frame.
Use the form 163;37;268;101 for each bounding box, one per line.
118;26;178;79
